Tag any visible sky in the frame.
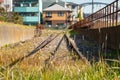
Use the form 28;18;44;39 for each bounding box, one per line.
62;0;119;13
62;0;115;4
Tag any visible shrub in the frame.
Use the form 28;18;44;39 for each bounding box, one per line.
12;12;23;24
0;16;6;21
0;7;23;24
0;7;5;13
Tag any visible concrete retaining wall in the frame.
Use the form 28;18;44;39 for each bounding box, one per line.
0;25;34;47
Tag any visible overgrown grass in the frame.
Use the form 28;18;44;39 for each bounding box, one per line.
0;22;34;29
41;29;63;37
0;29;120;80
0;59;119;80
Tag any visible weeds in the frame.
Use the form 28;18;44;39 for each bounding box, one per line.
0;29;119;80
0;58;119;80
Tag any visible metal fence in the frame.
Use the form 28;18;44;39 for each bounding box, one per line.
69;0;120;29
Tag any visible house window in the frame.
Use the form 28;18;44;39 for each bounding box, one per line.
58;12;64;16
46;12;52;18
57;23;64;26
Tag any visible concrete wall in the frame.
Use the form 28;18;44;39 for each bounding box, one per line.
0;25;34;47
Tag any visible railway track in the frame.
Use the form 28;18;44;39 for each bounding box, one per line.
0;30;89;72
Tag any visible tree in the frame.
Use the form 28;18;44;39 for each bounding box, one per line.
78;10;83;21
0;7;23;24
12;12;23;24
0;7;6;21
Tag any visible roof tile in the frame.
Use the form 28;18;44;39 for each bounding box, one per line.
43;3;71;11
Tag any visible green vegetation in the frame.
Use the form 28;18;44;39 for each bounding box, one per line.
0;29;119;80
0;60;119;80
0;7;7;21
12;12;23;24
0;7;23;24
0;21;34;29
41;61;120;80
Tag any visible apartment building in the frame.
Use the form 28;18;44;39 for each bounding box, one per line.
13;0;42;25
0;0;81;26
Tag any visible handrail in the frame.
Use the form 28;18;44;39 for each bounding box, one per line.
69;0;120;29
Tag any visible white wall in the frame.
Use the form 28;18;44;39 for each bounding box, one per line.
1;0;12;12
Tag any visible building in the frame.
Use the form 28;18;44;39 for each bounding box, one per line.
65;2;82;23
1;0;81;26
0;0;3;4
43;3;72;27
43;0;82;24
0;0;13;12
43;0;64;9
13;0;42;25
0;0;3;7
13;0;66;25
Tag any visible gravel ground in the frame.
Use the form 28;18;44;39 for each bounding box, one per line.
0;29;87;71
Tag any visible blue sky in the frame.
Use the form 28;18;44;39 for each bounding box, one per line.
62;0;115;4
62;0;118;13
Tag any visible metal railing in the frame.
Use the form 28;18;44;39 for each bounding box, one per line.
69;0;120;29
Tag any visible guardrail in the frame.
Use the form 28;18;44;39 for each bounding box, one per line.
69;0;120;29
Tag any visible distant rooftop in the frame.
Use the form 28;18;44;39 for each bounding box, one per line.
43;3;71;11
43;0;64;9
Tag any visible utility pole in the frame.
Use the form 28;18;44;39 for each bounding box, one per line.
11;0;13;12
38;0;42;24
92;0;94;14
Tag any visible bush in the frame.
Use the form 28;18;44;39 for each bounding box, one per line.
13;12;23;24
0;16;6;21
0;7;23;24
0;7;5;13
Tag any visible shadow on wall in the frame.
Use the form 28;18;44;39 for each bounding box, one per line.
0;26;34;47
70;26;120;61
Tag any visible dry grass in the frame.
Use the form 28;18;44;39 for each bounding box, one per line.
0;29;119;80
0;22;34;29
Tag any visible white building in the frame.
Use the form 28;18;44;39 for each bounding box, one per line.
0;0;13;12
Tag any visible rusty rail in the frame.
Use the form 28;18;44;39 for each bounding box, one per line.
64;34;88;63
41;34;89;73
69;0;120;29
0;33;61;72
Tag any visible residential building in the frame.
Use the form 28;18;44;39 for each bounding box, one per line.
13;0;42;25
0;0;3;4
43;0;82;23
1;0;81;26
65;2;82;23
13;0;64;26
0;0;13;12
43;0;64;9
0;0;3;7
43;3;72;27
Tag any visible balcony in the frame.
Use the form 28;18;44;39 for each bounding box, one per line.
23;16;39;22
14;7;38;12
